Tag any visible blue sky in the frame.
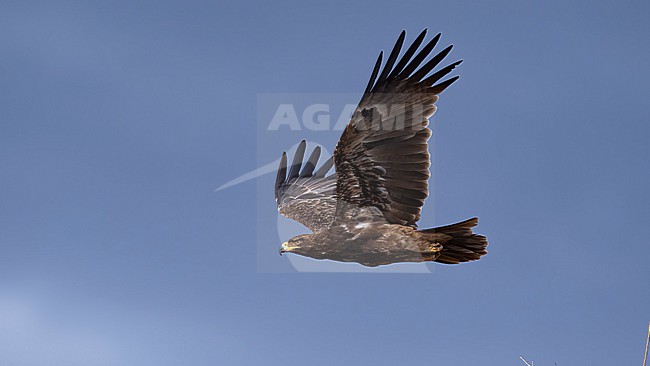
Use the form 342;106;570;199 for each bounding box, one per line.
1;0;649;365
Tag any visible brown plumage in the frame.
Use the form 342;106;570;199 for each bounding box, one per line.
275;29;487;267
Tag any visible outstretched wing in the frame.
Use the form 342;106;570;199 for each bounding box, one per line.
275;141;337;233
334;29;461;227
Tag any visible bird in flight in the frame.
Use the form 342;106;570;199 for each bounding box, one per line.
275;29;487;267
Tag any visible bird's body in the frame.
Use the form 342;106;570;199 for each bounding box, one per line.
298;223;428;267
275;29;488;267
284;207;484;267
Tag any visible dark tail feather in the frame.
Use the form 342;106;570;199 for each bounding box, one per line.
419;217;488;264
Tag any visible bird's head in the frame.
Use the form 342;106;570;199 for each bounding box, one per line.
279;234;312;256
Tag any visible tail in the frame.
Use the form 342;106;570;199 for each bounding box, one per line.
419;217;488;264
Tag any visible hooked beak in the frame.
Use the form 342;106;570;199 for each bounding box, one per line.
279;241;297;256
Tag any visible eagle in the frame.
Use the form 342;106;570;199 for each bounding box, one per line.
275;29;487;267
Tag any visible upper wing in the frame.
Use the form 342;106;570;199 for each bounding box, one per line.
275;140;337;233
334;29;462;226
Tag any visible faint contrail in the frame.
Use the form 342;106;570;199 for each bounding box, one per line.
215;141;331;192
214;159;280;192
